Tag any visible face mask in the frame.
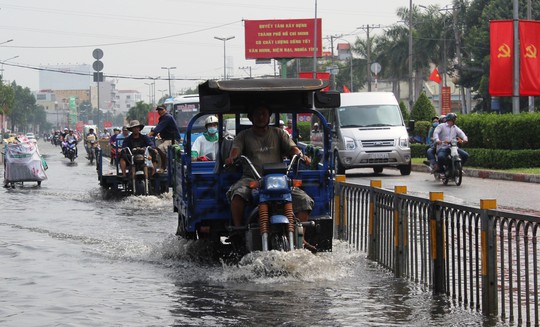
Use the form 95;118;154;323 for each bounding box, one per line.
432;122;439;127
207;127;218;134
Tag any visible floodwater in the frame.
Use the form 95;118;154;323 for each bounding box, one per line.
0;141;501;326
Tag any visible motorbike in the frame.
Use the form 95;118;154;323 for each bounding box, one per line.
433;138;463;186
65;139;78;163
52;134;60;146
227;154;310;253
86;140;98;164
124;146;153;195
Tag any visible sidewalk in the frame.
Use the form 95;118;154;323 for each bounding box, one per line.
412;164;540;184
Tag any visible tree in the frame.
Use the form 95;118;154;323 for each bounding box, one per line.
0;79;15;120
9;82;36;133
411;92;436;121
126;101;151;124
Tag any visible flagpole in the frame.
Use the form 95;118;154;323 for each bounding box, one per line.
512;0;520;114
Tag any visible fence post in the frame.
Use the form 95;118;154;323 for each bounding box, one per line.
334;175;347;240
394;186;407;277
430;192;446;293
480;199;498;316
367;180;382;260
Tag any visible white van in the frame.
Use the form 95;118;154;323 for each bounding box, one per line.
317;92;411;175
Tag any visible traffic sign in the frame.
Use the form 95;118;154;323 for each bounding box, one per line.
92;48;104;60
370;62;381;75
93;60;104;72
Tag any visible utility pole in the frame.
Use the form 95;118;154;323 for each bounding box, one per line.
329;34;343;90
358;24;381;92
512;0;520;114
527;0;534;112
408;0;414;109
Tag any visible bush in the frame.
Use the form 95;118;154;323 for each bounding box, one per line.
411;92;437;122
413;121;431;142
399;100;410;122
467;148;540;169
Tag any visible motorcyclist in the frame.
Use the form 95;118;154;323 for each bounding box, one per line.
423;116;439;169
64;129;79;158
224;104;316;252
191;115;219;161
60;127;69;155
432;113;469;173
119;120;157;178
108;127;121;164
85;128;98;159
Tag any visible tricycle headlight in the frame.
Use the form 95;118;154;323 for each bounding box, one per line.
344;136;356;150
264;175;289;192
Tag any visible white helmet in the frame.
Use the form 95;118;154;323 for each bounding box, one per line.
205;115;218;126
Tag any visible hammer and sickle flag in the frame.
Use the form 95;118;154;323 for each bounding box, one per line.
489;20;513;96
519;20;540;96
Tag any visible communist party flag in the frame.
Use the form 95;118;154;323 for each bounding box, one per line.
429;67;442;84
489;20;514;96
519;20;540;95
343;85;351;93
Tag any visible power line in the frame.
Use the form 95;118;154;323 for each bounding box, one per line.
2;20;242;49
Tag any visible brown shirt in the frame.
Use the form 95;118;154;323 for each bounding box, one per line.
233;126;296;178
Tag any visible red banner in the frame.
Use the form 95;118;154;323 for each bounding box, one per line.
245;19;322;59
489;20;514;96
429;67;441;84
519;20;540;95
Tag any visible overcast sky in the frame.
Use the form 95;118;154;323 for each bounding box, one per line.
0;0;450;100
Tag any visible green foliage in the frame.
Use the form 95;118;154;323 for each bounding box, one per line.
410;93;436;122
413;121;431;141
410;143;427;158
399;101;410;122
0;80;15;116
9;82;37;132
297;122;311;141
467;148;540;169
126;101;151;124
459;113;540;150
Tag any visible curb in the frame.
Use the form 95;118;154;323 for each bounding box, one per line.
412;164;540;184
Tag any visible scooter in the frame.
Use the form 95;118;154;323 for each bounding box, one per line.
65;139;77;163
229;154;310;253
124;146;153;195
433;139;463;186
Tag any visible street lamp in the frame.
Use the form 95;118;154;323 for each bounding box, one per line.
144;83;153;105
0;55;19;81
214;36;235;80
161;66;176;97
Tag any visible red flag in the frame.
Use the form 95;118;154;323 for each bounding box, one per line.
489;20;514;96
519;20;540;96
343;85;351;93
429;67;442;84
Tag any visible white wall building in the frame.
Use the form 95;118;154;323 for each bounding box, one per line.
116;90;142;114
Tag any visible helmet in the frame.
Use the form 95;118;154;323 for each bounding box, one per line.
64;127;68;131
432;116;439;121
445;113;457;121
279;120;285;126
205;115;218;126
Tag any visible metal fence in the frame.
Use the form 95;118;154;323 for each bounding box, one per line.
334;180;540;326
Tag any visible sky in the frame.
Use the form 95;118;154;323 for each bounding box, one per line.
0;0;451;101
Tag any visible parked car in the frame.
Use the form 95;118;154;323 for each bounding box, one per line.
224;117;252;136
140;125;155;135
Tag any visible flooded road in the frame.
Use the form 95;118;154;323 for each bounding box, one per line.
1;141;499;326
